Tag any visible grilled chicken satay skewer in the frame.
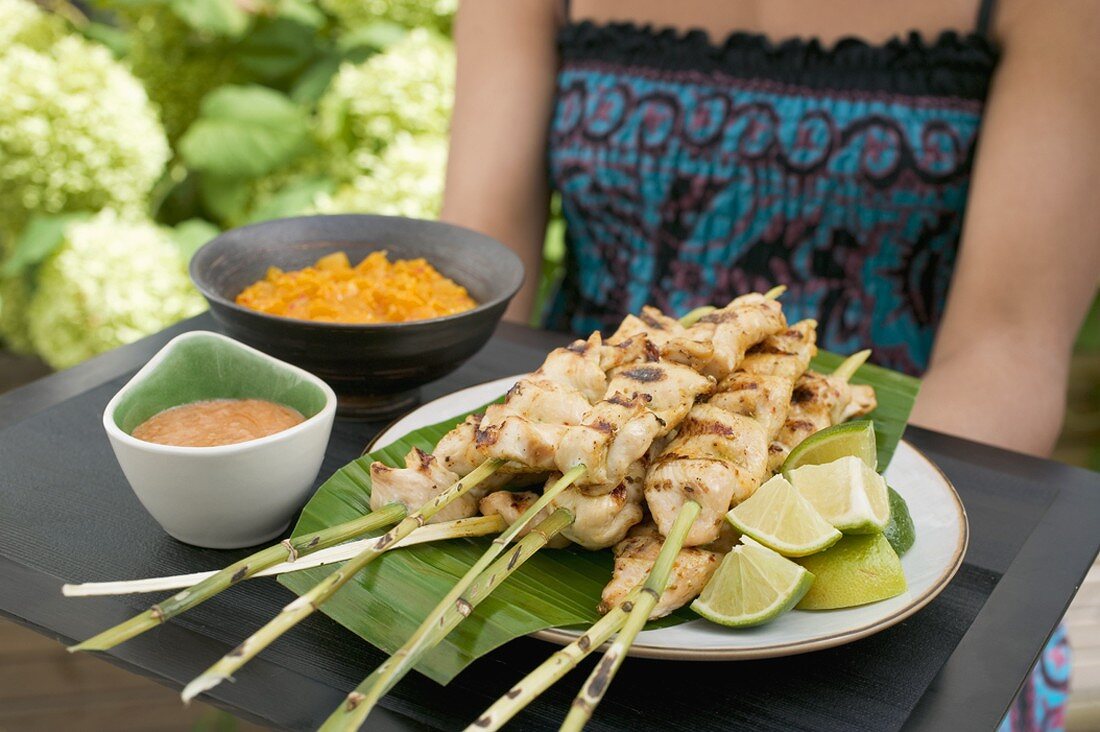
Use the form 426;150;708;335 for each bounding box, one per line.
562;321;820;730
603;349;877;619
471;320;821;731
179;329;647;703
320;294;787;730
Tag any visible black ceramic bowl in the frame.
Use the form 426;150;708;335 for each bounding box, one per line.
190;215;523;418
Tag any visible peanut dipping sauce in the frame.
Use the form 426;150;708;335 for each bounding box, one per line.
131;399;305;448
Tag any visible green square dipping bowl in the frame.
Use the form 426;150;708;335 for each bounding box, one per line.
103;331;337;549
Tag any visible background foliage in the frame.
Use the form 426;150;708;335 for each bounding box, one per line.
0;0;459;368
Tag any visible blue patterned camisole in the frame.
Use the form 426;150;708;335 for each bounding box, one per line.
545;18;998;376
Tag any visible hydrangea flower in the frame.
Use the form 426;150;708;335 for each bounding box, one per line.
122;5;240;142
317;28;453;177
316;133;448;219
320;0;456;33
0;33;170;234
0;0;65;50
25;212;206;369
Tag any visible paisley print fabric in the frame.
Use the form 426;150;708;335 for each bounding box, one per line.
545;23;998;375
997;625;1072;732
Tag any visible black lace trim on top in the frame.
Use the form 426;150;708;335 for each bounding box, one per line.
558;21;1000;100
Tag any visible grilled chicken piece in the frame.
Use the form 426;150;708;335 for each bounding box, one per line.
767;370;875;472
608;306;712;366
548;462;645;550
434;414;544;494
599;524;722;619
370;447;478;524
844;384;878;420
535;331;652;404
478;491;571;549
534;333;608;404
740;319;818;379
708;320;818;438
644;404;768;546
708;372;794;442
476;378;592;470
683;293;787;379
556;361;714;487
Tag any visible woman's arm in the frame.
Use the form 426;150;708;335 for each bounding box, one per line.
441;0;562;322
909;0;1100;456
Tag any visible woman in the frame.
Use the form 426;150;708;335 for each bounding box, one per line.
441;1;1097;729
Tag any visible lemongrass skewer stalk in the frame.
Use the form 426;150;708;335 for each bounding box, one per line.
833;348;871;382
322;466;588;730
561;501;701;732
468;586;644;732
63;515;507;598
677;306;715;327
681;285;784;329
320;508;576;732
181;457;506;703
67;502;408;653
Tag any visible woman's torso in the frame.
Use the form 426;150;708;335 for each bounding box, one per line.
545;1;1000;375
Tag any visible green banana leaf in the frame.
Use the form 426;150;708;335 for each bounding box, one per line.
279;353;920;684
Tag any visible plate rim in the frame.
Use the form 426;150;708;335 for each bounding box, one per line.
367;375;970;661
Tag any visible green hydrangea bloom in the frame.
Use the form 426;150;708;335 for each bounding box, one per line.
0;0;66;50
0;35;170;235
122;5;240;142
26;212;206;369
316;133;447;219
317;29;453;177
320;0;455;33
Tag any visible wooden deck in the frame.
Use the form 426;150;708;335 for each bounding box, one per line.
0;620;263;731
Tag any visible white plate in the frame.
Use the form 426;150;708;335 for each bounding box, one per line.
372;375;968;660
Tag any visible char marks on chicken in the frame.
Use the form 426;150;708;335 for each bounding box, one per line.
599;524;722;619
644;404;769;546
370;447;479;524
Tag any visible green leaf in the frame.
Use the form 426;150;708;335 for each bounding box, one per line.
337;20;407;54
198;174;252;224
2;213;92;277
170;219;221;263
290;53;342;104
246;176;334;223
179;85;309;178
237;19;317;80
80;21;132;57
280;354;919;684
274;0;327;27
170;0;250;37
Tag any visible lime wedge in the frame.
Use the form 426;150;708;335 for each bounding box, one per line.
883;486;916;556
787;456;890;534
795;533;906;610
726;475;842;557
782;420;877;475
691;537;814;627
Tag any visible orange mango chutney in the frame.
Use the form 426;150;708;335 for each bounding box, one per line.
235;251;477;324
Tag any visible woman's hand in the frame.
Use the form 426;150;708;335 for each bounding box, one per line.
440;0;563;323
910;0;1100;456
